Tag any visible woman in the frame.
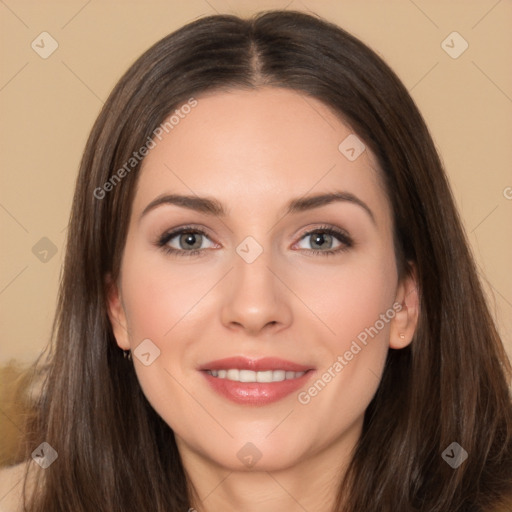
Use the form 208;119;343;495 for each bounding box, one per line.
1;9;511;512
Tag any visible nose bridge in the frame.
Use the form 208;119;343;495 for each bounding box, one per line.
219;233;292;332
231;216;277;282
232;236;278;303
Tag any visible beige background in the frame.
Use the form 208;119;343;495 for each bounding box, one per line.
1;0;511;365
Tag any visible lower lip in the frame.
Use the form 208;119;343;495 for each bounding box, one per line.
201;370;314;406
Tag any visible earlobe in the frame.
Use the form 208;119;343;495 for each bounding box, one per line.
105;273;130;351
389;265;420;349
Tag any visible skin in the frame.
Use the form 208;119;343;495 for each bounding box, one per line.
107;87;419;512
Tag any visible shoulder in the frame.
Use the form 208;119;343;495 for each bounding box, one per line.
0;462;33;512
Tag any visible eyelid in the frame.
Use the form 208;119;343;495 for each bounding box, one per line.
294;224;351;243
157;224;217;250
156;223;354;257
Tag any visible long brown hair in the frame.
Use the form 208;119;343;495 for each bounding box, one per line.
19;10;512;512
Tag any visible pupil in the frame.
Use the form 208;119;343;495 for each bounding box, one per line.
313;233;330;249
183;233;199;249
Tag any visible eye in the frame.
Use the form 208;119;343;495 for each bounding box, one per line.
156;224;354;258
294;225;353;256
157;226;216;257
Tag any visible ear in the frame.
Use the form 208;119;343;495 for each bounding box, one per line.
105;273;130;351
389;263;420;349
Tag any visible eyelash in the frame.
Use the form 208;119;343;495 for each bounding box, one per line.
156;224;354;258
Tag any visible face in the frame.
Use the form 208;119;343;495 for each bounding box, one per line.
107;87;418;474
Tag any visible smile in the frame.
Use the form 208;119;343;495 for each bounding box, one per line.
205;369;306;382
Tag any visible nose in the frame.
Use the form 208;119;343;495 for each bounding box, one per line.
219;245;293;336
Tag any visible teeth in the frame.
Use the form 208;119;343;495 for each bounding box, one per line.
207;369;306;382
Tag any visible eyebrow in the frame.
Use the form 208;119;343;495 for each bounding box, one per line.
139;191;376;225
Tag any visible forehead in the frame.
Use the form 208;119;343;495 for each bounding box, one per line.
133;87;390;225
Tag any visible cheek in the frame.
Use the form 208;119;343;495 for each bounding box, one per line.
340;261;396;374
120;247;212;343
299;250;397;350
117;247;205;429
335;267;395;341
295;248;397;416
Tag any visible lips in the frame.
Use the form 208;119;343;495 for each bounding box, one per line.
199;356;315;406
199;356;312;373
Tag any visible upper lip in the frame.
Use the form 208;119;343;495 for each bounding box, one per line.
199;356;313;372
